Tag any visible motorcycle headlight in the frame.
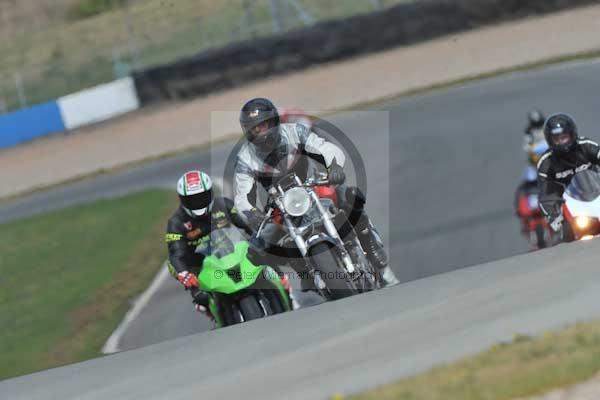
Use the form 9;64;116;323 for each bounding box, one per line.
283;187;311;217
575;216;593;229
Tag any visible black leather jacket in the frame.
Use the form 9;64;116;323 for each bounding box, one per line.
165;197;243;276
537;137;600;218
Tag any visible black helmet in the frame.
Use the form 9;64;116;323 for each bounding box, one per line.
543;113;578;155
239;98;280;153
527;109;545;128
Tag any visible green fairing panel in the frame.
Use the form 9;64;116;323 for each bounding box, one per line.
198;242;263;294
208;299;223;328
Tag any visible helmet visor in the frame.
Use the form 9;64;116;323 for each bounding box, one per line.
246;120;272;140
180;189;212;212
247;122;279;153
551;132;572;146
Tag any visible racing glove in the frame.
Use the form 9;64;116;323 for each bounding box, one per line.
243;208;265;232
177;271;199;289
328;158;346;185
190;289;214;321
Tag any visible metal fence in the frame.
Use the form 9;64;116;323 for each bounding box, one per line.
0;0;410;114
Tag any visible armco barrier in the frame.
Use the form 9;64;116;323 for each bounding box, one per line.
58;77;140;130
0;77;139;150
0;101;65;149
133;0;597;105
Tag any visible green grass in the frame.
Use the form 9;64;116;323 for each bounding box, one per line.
0;0;407;112
345;321;600;400
0;189;178;380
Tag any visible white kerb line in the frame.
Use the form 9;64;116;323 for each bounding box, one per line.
102;263;170;354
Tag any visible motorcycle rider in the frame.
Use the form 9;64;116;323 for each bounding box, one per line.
537;113;600;240
524;109;546;150
233;97;398;287
514;128;549;228
166;170;246;318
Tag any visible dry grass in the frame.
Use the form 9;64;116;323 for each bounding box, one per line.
347;322;600;400
0;0;232;110
0;0;79;38
1;0;225;71
0;0;406;111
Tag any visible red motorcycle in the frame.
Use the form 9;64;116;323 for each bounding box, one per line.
279;107;315;128
516;187;554;250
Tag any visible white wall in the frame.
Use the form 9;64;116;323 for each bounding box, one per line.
58;77;140;130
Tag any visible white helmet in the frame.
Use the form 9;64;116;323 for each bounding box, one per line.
177;170;213;217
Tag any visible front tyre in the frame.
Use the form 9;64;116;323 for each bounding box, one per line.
238;295;265;321
259;289;285;314
214;295;243;327
310;242;357;300
535;224;547;249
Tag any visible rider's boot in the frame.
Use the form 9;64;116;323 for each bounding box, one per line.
341;186;399;287
356;216;399;287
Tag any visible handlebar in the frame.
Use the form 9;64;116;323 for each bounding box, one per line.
256;208;273;238
304;178;331;187
257;175;333;235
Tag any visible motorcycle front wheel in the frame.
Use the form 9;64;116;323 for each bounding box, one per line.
214;295;243;327
238;295;266;321
309;242;357;300
535;224;547;249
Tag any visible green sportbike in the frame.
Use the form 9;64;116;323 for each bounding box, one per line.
193;227;293;328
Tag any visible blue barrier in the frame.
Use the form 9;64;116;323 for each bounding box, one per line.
0;102;66;149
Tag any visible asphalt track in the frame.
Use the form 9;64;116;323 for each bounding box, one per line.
2;59;600;398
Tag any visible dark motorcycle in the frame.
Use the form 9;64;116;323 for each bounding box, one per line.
257;172;381;300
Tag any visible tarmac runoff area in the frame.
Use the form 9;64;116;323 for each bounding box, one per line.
2;236;600;399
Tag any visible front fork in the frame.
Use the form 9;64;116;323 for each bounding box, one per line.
208;296;224;328
281;189;356;274
310;190;357;274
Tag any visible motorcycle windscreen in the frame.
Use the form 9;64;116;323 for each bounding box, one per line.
195;227;244;258
565;170;600;202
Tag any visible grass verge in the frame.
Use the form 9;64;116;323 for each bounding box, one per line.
0;189;178;380
345;321;600;400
